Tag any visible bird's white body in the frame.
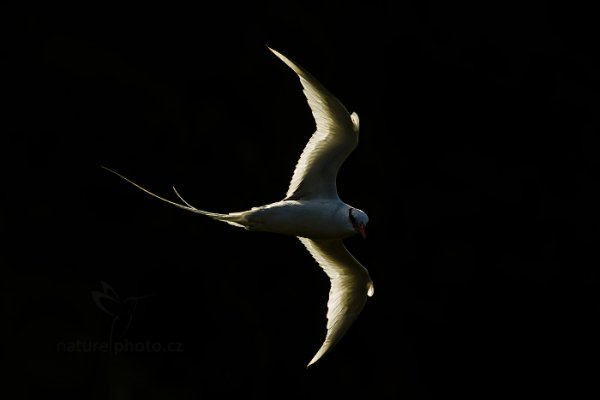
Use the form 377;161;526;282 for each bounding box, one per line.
226;199;357;239
104;46;374;367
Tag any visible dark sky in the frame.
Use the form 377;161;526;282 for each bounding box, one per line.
3;2;600;398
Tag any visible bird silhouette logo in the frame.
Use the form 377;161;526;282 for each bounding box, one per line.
91;281;154;345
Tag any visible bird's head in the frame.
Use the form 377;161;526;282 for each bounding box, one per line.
348;207;368;239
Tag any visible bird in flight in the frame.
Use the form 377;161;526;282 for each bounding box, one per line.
103;46;374;367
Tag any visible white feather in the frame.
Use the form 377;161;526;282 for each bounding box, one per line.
298;237;374;367
268;47;360;200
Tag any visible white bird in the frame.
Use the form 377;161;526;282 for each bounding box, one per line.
103;46;374;367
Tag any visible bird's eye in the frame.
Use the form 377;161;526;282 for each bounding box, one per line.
348;208;356;226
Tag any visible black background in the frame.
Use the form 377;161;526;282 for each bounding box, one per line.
3;2;600;398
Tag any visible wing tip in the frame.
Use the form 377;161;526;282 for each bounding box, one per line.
306;349;325;368
266;44;283;60
266;45;305;78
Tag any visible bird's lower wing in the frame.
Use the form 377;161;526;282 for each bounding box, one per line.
298;237;374;367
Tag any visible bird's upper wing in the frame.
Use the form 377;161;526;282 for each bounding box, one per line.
269;47;360;200
298;237;374;367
